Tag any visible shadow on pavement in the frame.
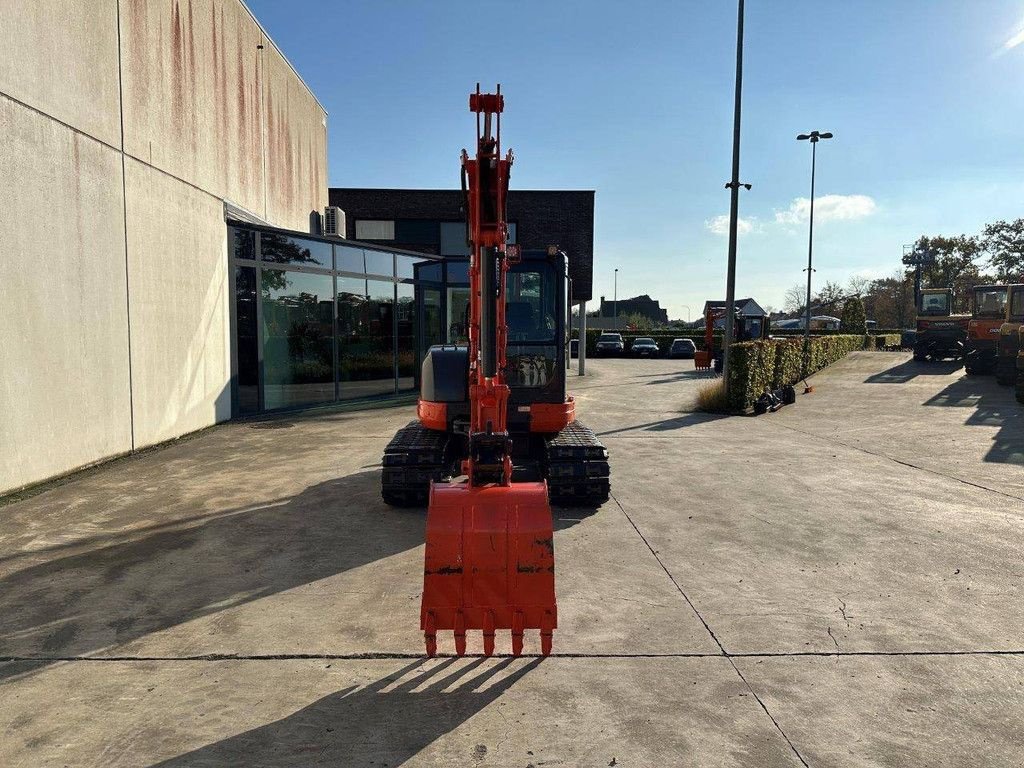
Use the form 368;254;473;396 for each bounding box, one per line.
864;359;962;383
598;412;727;437
0;471;422;677
150;657;543;767
643;370;717;385
924;377;1024;465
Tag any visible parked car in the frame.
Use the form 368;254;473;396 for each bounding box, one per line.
631;337;660;357
669;338;697;359
595;333;625;356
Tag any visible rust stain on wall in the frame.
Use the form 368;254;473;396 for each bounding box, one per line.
171;1;185;136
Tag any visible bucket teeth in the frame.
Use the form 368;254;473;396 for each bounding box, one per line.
420;627;556;657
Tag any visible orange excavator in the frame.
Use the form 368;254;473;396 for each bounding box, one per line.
381;87;610;657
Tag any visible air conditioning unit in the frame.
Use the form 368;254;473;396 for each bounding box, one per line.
323;206;346;238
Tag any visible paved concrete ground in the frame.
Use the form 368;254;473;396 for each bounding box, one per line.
2;352;1023;766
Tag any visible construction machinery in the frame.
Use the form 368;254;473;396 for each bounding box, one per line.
380;87;610;657
912;288;969;362
694;302;768;370
964;284;1008;375
996;284;1024;385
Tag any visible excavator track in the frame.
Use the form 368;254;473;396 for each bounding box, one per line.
381;421;449;507
544;421;610;507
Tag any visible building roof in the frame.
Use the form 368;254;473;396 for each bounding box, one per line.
701;298;767;317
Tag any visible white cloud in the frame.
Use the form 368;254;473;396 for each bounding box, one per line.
705;214;754;236
774;194;877;225
999;18;1024;54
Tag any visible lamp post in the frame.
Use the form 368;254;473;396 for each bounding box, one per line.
681;304;691;323
721;0;751;388
613;268;619;327
796;129;833;373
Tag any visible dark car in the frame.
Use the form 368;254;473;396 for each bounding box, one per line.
595;333;625;356
669;338;697;359
631;337;660;357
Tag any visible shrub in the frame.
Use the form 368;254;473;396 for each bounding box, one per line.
696;379;729;412
726;334;864;411
840;297;868;334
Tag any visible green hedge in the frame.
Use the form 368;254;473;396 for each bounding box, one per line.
726;335;865;412
869;333;901;350
574;328;902;356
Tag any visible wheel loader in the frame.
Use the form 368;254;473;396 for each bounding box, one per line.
996;284;1024;386
380;87;610;657
964;284;1008;375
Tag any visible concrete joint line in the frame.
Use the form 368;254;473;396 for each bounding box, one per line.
5;649;1024;664
609;493;810;766
770;422;1024;503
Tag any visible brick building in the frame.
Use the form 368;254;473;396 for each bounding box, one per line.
328;188;595;303
597;294;669;324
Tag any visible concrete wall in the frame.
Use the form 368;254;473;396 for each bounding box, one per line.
1;0;328;494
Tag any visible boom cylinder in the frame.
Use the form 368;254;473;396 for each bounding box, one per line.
480;247;498;378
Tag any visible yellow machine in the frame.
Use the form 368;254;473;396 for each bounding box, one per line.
995;284;1024;386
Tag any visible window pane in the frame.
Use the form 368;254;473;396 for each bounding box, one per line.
446;260;469;284
364;249;394;277
507;269;556;342
231;227;256;260
397;283;417;392
260;269;335;410
507;222;517;244
355;220;395;240
447;286;470;343
416;261;443;283
261;232;332;269
396;255;419;279
440;222;470;256
337;277;396;400
234;265;258;414
336;245;364;273
422;286;443;348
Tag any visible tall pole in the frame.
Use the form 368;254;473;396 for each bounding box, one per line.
722;0;746;387
614;268;619;327
803;138;816;363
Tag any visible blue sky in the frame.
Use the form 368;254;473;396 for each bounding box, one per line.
249;0;1024;319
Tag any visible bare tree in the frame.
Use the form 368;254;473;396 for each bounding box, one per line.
783;284;805;314
846;275;871;296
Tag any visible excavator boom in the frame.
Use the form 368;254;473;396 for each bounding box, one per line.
420;86;557;657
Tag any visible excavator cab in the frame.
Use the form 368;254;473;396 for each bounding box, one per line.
913;288;969;362
964;284;1007;375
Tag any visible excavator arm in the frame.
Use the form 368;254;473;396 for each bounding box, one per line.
420;86;557;657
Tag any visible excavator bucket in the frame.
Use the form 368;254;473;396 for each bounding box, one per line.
421;481;556;657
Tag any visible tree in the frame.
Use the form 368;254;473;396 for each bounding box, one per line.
622;312;653;332
840;295;867;334
783;284;805;314
982;219;1024;282
846;275;871;297
816;281;845;314
910;234;988;314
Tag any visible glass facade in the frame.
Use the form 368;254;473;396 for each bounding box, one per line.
227;222;448;416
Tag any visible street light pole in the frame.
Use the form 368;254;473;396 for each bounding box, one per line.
796;129;833;374
614;268;619;327
722;0;750;389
